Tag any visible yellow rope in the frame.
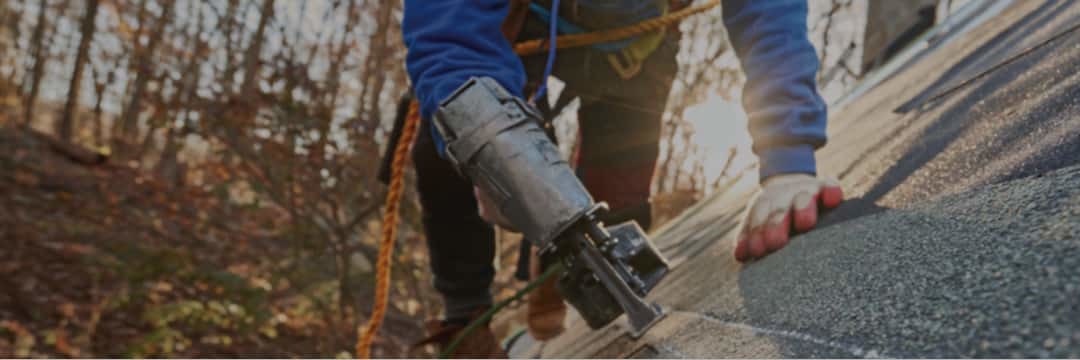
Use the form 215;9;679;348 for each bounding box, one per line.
356;1;722;357
513;0;721;56
356;102;420;359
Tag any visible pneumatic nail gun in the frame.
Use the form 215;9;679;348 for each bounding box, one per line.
433;77;669;337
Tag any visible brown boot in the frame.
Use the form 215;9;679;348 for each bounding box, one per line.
415;314;508;358
527;248;567;341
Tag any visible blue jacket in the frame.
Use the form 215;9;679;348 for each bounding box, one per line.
402;0;827;179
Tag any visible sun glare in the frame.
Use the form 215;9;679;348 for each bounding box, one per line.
681;94;758;188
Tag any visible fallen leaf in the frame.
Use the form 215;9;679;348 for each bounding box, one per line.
58;302;76;318
53;329;80;358
153;281;173;293
13;170;39;186
1;320;36;358
62;243;96;256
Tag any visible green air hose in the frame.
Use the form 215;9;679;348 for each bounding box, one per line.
439;263;564;358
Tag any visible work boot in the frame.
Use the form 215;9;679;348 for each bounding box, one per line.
415;312;508;358
526;248;567;341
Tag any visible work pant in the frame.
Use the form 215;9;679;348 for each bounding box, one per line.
412;14;679;320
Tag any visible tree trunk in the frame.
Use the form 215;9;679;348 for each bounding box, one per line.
135;61;178;161
1;0;25;85
314;0;359;155
219;0;240;94
108;0;146;145
719;147;737;177
117;0;173;155
239;0;274;101
357;1;396;122
90;67;108;147
57;0;100;141
335;240;353;322
655;118;682;193
681;125;695;191
22;0;49;125
157;3;205;186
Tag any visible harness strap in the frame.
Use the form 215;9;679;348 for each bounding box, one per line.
503;0;533;42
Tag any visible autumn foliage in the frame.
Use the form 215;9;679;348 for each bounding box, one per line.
0;0;442;357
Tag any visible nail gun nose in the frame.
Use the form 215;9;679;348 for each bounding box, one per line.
552;212;668;337
583;221;649;294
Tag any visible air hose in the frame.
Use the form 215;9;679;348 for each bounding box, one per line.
439;263;563;358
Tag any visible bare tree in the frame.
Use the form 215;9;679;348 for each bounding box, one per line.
357;0;401;124
21;0;50;125
56;0;101;141
0;0;25;85
2;1;428;355
116;0;174;155
89;66;111;146
218;0;241;93
654;14;739;194
239;0;274;100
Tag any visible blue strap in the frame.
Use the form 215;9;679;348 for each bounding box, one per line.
529;0;560;103
527;3;633;53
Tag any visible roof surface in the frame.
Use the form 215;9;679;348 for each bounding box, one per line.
522;0;1080;357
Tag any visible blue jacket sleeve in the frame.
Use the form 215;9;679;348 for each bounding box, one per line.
403;0;526;146
722;0;827;180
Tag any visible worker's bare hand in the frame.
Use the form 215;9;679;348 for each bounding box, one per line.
474;186;519;232
734;174;843;262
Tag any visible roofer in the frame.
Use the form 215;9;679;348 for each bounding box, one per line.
401;0;844;356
